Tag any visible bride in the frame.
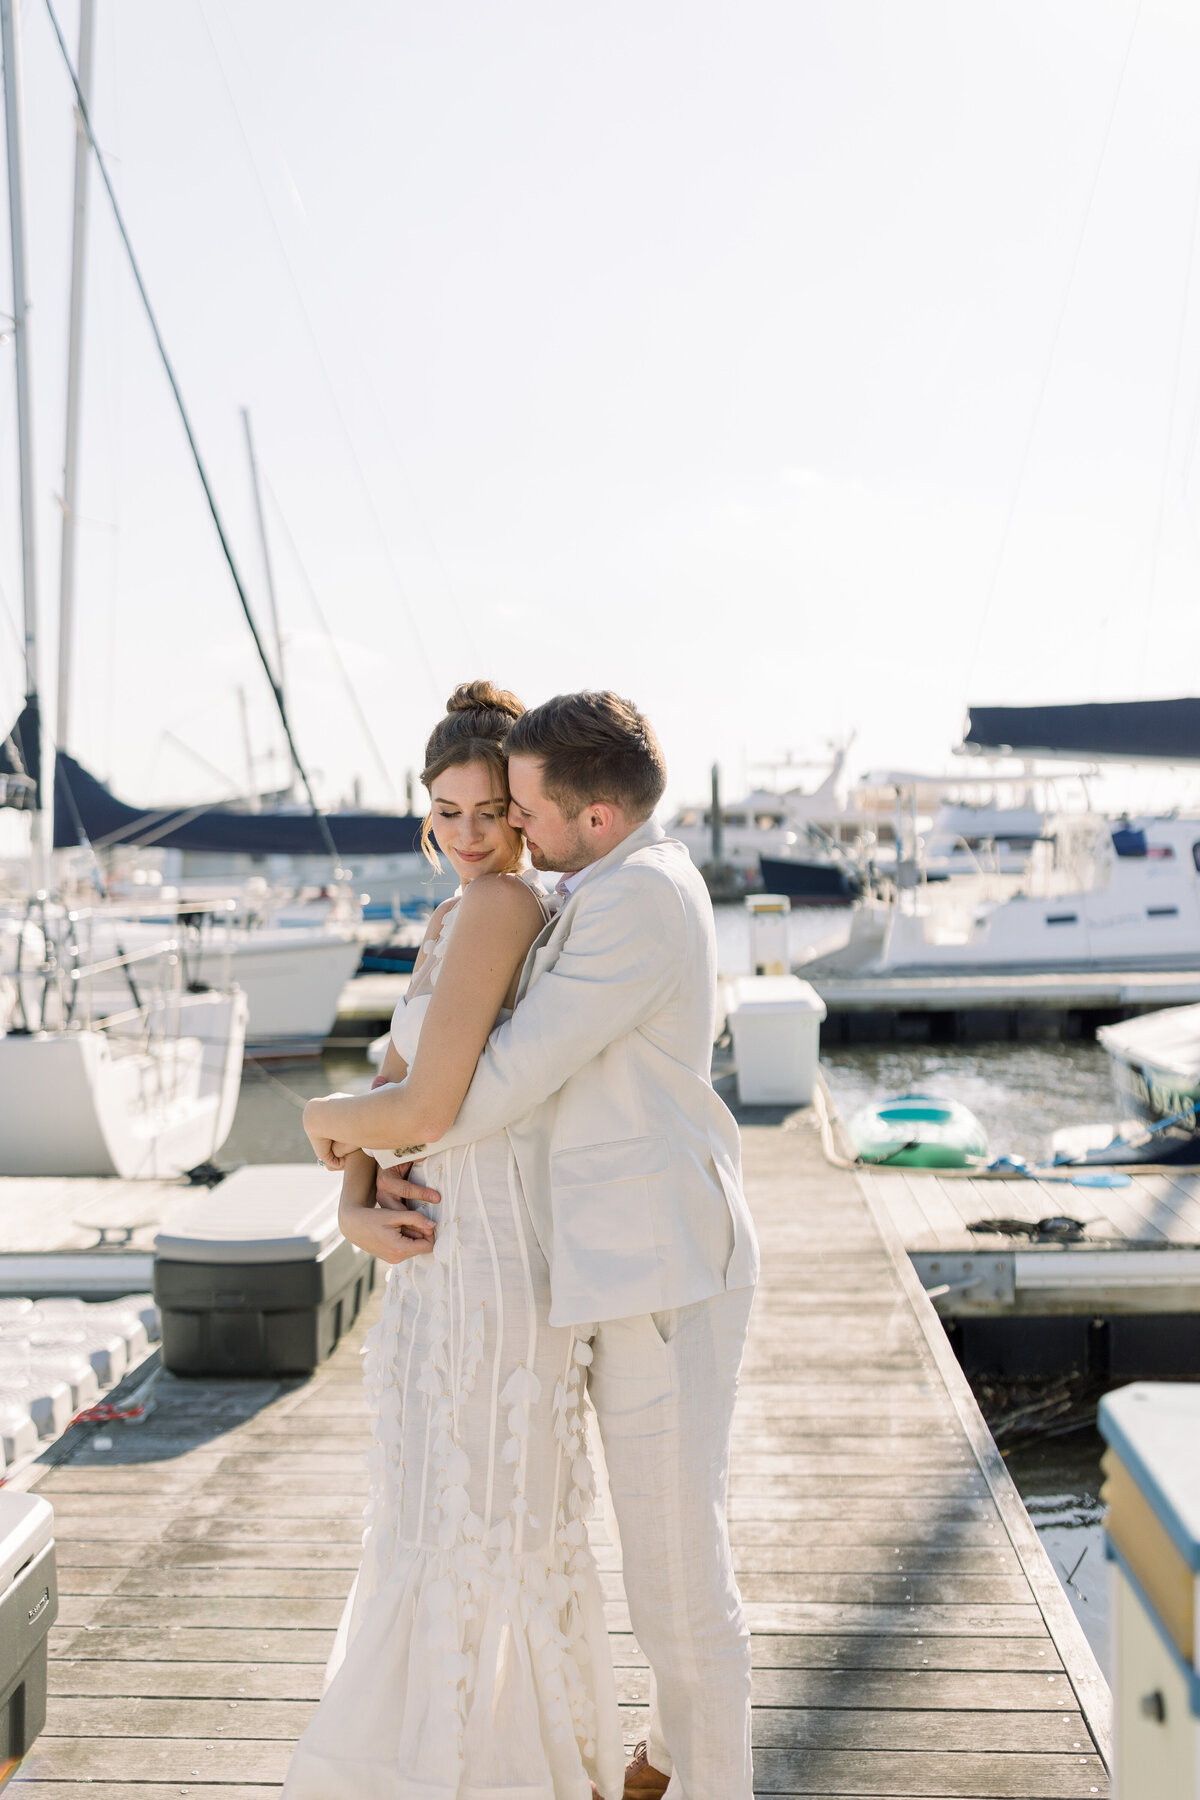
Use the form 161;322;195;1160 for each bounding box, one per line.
284;682;623;1800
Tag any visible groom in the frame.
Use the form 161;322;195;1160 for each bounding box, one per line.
377;691;759;1800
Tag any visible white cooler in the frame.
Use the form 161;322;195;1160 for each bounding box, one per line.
726;975;827;1106
0;1491;56;1785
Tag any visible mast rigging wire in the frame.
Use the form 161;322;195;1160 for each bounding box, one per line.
1138;119;1200;682
262;471;399;806
962;0;1145;696
195;0;461;693
42;0;341;864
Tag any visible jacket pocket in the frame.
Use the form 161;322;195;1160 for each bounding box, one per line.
552;1134;670;1188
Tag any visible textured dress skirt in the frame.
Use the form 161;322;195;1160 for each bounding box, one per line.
283;890;623;1798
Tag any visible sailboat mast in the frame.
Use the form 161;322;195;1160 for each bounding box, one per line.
1;0;49;884
240;409;285;700
56;0;95;758
240;406;292;798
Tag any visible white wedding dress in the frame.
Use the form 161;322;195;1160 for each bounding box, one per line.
284;872;624;1800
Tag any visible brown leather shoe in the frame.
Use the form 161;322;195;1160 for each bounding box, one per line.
624;1739;671;1798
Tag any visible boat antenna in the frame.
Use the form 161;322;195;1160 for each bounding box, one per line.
42;0;340;864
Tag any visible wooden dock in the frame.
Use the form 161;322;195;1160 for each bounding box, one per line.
8;1120;1110;1797
862;1164;1200;1303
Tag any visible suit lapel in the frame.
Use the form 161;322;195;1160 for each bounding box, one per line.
512;818;667;1004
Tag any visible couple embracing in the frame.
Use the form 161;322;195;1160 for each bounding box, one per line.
289;684;759;1800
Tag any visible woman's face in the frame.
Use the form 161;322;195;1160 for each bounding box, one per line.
429;759;522;883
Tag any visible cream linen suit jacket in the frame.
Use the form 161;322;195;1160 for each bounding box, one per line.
425;819;760;1327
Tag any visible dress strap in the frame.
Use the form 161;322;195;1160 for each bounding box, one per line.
516;866;555;926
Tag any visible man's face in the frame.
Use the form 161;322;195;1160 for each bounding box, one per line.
506;754;592;872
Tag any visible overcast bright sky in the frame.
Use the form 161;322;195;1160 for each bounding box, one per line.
5;0;1200;830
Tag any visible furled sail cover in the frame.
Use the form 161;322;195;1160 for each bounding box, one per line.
0;699;40;811
53;750;424;856
963;699;1200;763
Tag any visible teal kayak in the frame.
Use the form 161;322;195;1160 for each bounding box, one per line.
848;1092;989;1169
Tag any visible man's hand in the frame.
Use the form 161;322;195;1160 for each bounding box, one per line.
375;1161;441;1212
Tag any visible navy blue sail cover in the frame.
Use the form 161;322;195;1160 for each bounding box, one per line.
52;749;423;856
964;699;1200;763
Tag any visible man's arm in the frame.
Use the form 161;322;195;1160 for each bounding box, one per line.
424;864;685;1152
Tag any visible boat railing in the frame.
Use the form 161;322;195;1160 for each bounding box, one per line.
6;896;240;1056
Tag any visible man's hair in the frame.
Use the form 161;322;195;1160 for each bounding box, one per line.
506;690;667;820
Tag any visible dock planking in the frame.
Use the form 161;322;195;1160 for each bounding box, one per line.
9;1115;1109;1797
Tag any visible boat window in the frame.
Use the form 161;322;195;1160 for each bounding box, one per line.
1045;913;1078;925
1147;844;1175;860
755;814;785;830
723;813;747;828
675;809;698;828
1192;841;1200;872
1147;906;1179;918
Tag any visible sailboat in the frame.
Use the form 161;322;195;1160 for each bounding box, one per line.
1;3;424;1058
0;0;247;1177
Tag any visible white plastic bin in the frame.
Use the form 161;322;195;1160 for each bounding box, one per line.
726;975;827;1106
1100;1383;1199;1799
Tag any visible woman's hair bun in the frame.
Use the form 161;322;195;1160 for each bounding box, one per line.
445;680;524;722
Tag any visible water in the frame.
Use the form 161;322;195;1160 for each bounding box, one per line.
821;1041;1115;1166
222;1050;374;1168
1003;1432;1109;1673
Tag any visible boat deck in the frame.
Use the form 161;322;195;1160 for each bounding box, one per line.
8;1121;1109;1796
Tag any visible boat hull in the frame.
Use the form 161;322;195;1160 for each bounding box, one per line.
0;990;247;1179
197;931;362;1058
758;857;862;907
1097;1005;1200;1130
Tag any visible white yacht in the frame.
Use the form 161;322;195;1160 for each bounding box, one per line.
667;748;898;900
870;812;1200;974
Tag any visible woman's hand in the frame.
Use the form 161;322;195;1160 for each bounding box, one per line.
304;1097;356;1169
336;1149;436;1265
338;1192;435;1264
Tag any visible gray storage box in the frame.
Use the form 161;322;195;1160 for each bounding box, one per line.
153;1167;375;1376
0;1492;56;1785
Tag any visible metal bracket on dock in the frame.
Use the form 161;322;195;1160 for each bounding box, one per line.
911;1251;1015;1308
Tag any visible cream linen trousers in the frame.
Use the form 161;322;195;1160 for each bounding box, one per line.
587;1285;755;1800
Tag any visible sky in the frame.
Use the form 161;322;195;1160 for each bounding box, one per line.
6;0;1200;838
